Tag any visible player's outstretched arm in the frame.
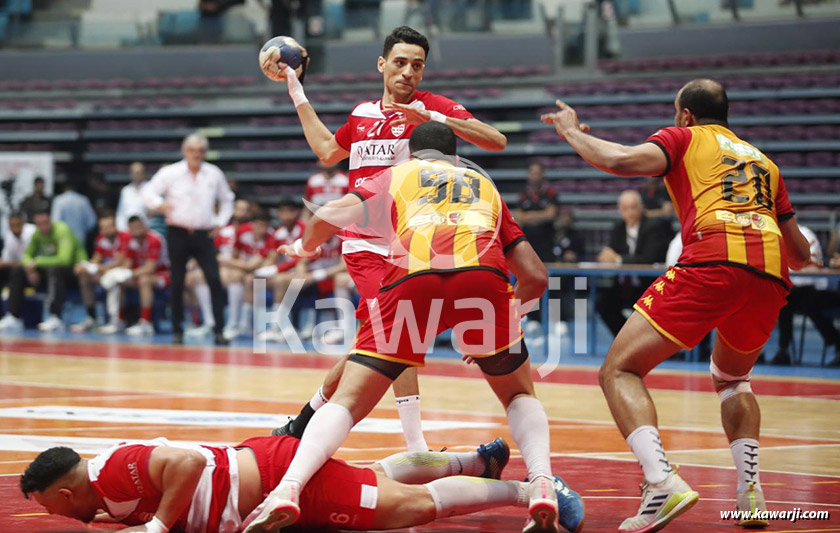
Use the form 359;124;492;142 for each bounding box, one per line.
385;102;507;151
281;194;365;257
145;446;207;531
780;216;817;270
281;66;350;166
541;100;668;177
505;240;548;315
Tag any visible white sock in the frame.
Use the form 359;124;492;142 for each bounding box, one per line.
426;477;528;519
377;450;484;484
309;387;328;411
281;403;354;490
626;425;672;484
396;395;429;452
240;302;253;331
195;283;215;327
730;438;760;492
505;396;552;481
106;287;120;324
227;283;243;328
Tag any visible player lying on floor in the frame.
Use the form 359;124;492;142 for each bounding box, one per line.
20;435;580;533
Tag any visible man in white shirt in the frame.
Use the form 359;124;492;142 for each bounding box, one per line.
142;133;235;345
0;212;36;320
115;162;148;231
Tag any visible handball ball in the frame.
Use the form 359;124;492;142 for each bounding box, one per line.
259;36;305;82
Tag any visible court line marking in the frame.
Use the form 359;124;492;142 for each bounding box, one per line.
579;496;840;507
572;443;840;457
10;512;47;517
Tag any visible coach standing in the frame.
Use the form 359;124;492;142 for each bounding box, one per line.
143;133;233;345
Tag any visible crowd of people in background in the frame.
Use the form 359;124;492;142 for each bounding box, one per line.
0;135;838;365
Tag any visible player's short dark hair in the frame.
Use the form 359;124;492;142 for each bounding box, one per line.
98;209;116;220
127;215;144;225
409;122;457;156
33;208;50;218
20;447;81;498
33;176;45;184
252;208;271;222
8;211;23;220
678;79;728;124
383;26;429;59
277;195;301;209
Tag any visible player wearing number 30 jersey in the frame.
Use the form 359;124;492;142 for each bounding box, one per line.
542;79;812;532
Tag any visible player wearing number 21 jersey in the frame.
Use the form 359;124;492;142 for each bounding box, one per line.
541;79;813;532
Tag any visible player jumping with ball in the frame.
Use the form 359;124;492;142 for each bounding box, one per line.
260;26;507;454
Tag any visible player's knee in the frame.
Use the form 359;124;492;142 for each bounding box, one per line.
710;360;753;402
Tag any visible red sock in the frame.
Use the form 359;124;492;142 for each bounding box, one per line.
141;307;152;322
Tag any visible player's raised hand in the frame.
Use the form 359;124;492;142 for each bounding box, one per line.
541;99;590;139
383;102;431;126
278;239;321;259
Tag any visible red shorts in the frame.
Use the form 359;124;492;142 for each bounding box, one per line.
343;250;387;321
236;436;377;531
634;265;789;353
351;269;522;366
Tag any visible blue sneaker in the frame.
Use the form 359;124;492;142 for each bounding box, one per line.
477;437;510;479
553;475;584;533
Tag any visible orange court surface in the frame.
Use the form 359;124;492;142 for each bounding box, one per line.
0;335;838;532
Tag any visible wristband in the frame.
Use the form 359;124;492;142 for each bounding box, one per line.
311;268;328;282
293;239;320;258
428;110;447;124
286;66;309;108
145;516;169;533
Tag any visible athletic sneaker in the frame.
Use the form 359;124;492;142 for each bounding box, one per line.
618;469;699;533
736;482;768;528
185;324;213;338
37;315;65;333
70;316;97;333
271;417;301;439
257;327;285;343
99;322;124;335
126;319;154;337
477;437;510;480
241;482;301;533
523;474;560;533
223;325;241;341
0;314;23;332
552;475;585;533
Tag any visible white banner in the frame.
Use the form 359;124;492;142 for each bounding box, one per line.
0;152;54;234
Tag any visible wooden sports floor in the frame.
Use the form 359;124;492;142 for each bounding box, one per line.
0;335;838;532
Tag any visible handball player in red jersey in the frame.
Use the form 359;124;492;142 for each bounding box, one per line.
541;79;813;532
262;26;507;453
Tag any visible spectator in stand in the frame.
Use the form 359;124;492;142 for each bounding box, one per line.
96;216;170;336
143;133;234;345
775;224;840;367
0;210;86;333
0;213;35;320
70;211;131;333
303;163;349;220
116;162;149;232
551;208;583;262
185;198;252;338
514;162;560;261
19;177;51;223
223;208;277;340
639;176;674;219
88;172;119;215
596;190;673;337
50;179;97;246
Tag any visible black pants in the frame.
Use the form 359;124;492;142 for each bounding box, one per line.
167;226;224;335
777;286;840;350
596;279;646;338
8;265;71;318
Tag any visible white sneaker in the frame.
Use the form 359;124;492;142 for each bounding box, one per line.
618;469;699;533
38;315;65;333
241;482;301;533
70;316;97;333
126;320;154;337
257;327;285;342
0;315;23;332
523;475;560;533
185;324;213;338
98;322;124;335
736;482;768;528
223;325;241;340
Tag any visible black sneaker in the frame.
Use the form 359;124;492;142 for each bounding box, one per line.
214;333;230;346
271;417;302;438
172;332;184;345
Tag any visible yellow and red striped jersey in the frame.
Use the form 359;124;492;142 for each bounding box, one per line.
647;124;795;287
353;158;524;290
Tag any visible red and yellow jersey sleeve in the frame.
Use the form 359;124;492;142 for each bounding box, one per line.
651;124;792;287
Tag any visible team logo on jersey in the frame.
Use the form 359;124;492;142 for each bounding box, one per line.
357;124;366;133
751;213;766;229
735;213;751;227
391;124;406;136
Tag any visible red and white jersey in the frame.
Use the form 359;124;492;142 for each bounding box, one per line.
273;219;306;272
334;90;474;255
305;171;350;206
94;232;130;265
234;223;276;261
126;230;168;272
87;439;241;533
215;224;238;260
